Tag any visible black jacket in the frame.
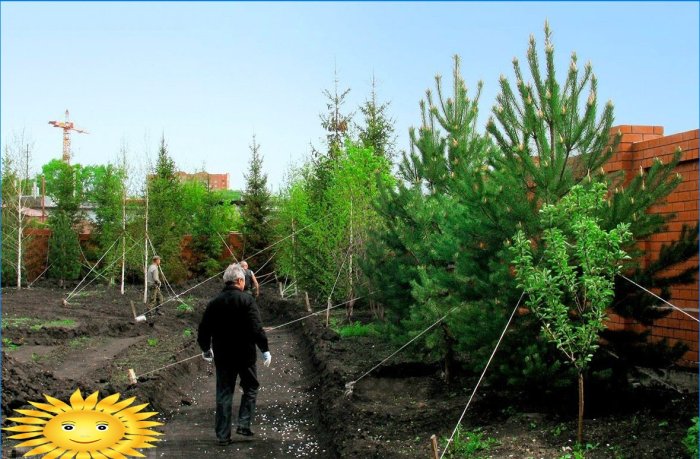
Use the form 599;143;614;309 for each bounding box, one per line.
197;284;269;368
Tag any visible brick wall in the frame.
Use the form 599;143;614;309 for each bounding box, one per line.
604;125;699;365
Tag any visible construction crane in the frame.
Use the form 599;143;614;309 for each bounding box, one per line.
49;109;88;164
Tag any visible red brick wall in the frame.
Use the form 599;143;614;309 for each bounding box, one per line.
604;125;699;365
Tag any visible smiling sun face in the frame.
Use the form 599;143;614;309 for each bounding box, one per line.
3;389;162;459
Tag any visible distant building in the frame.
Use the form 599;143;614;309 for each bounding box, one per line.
175;171;229;190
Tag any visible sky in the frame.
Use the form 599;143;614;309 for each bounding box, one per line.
2;1;698;192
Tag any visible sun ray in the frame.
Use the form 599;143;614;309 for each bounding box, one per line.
29;401;67;414
103;397;136;414
122;429;162;436
115;404;150;416
95;394;121;412
83;392;100;410
75;451;91;459
111;443;145;457
15;437;52;448
26;442;60;456
3;425;44;432
15;409;55;419
91;450;110;459
101;449;128;459
6;416;48;425
131;412;158;421
69;390;86;411
5;431;43;440
44;395;72;412
59;450;78;459
43;447;67;459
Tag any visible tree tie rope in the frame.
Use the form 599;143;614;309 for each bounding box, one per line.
254;247;279;275
619;274;699;323
65;235;120;301
345;307;457;398
66;238;142;302
136;354;201;380
218;232;239;263
267;295;366;331
27;264;52;288
439;292;524;459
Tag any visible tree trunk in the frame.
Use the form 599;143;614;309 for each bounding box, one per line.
16;187;22;289
577;371;584;444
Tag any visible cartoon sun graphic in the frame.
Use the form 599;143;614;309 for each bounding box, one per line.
3;389;162;458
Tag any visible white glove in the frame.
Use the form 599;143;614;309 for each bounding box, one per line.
202;349;214;363
262;351;271;368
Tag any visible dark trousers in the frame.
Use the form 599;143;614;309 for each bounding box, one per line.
215;363;259;440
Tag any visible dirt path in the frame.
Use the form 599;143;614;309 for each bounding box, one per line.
155;327;329;458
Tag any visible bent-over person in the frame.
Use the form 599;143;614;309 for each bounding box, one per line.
147;255;163;315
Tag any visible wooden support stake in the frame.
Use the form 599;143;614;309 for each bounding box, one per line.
430;434;439;459
130;301;137;320
326;298;331;327
278;282;284;298
304;291;312;313
127;369;137;385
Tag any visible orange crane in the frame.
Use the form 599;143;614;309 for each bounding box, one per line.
49;109;88;164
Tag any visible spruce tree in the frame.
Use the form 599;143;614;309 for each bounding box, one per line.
319;66;353;159
357;74;397;162
148;136;187;282
242;136;272;271
48;211;81;288
90;163;126;284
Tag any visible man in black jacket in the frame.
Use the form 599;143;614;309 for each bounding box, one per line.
198;263;271;445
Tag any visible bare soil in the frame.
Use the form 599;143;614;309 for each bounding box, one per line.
2;283;697;459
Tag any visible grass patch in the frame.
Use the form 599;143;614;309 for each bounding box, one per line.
4;317;76;331
69;336;91;348
442;426;499;458
2;337;21;351
29;319;76;331
336;321;382;338
147;338;159;347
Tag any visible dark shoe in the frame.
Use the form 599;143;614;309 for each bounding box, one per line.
236;427;254;437
216;438;233;446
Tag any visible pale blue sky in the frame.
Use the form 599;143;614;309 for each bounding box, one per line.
2;2;698;191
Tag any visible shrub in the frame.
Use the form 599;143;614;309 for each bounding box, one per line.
683;417;699;458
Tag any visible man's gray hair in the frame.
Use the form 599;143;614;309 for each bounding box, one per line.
223;264;245;283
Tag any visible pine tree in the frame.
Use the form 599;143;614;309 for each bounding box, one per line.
357;74;396;162
242;136;272;271
487;22;694;381
364;55;509;380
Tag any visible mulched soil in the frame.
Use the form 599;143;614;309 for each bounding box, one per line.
2;282;698;459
